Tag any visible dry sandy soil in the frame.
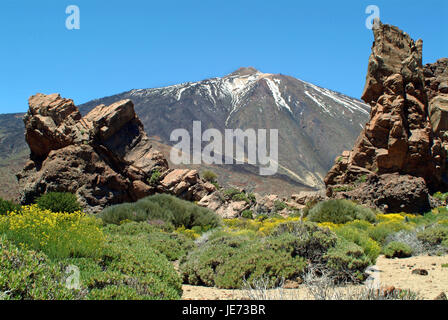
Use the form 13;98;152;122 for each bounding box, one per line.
181;255;448;300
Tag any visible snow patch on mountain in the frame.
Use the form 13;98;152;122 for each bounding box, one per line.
264;78;293;113
304;91;331;114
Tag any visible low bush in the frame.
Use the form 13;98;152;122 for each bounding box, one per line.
148;169;161;186
180;235;307;289
104;222;194;261
62;229;183;300
241;210;254;219
334;226;380;265
417;225;448;246
248;193;257;203
273;200;287;212
36;192;81;213
433;192;448;202
223;188;240;198
324;239;371;282
214;238;307;289
271;221;338;263
202;170;217;183
384;230;424;256
368;221;413;245
232;193;250;203
0;205;104;259
99;194;221;230
0;198;21;215
308;199;377;224
179;222;376;289
383;241;412;258
98;203;148;225
0;236;77;300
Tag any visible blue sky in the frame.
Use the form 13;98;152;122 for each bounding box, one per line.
0;0;446;113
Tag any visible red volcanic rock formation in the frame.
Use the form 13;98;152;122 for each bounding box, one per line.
325;22;447;213
17;93;215;212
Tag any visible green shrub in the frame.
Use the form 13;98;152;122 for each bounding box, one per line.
98;203;148;225
383;241;412;258
104;222;194;261
274;200;287;212
232;193;250;203
443;239;448;249
0;198;21;215
181;236;248;287
99;194;221;229
324;239;371;282
308;199;376;224
248;193;257;203
417;225;448;246
356;175;368;184
335;226;380;264
0;221;183;300
148;169;161;186
368;221;413;245
180;235;307;289
272;221;338;263
223;188;242;200
202;170;217;183
214;238;307;289
0;236;76;300
66;230;183;300
241;210;254;219
36;192;81;213
333;185;354;192
368;224;396;245
345;220;372;231
433;192;448;202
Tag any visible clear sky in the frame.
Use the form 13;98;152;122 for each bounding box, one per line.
0;0;446;113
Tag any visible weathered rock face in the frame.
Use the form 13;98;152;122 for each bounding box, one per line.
17;93;215;212
325;22;447;213
424;59;448;139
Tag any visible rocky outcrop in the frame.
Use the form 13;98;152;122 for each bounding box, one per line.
197;187;326;219
424;59;448;140
17;93;215;212
325;22;447;213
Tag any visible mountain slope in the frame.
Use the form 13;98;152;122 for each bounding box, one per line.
0;113;28;199
79;67;369;192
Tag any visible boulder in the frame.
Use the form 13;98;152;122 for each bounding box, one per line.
337;173;431;213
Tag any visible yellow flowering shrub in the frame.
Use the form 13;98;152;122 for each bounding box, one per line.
175;226;200;240
377;213;405;222
223;216;302;236
317;221;342;231
0;205;104;259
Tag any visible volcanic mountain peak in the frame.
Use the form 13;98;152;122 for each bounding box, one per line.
227;66;262;77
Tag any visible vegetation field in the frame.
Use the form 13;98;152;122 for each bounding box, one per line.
1;192;448;300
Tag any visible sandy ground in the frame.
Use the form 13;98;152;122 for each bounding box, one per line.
181;255;448;300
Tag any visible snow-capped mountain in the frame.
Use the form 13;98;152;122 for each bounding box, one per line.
79;67;370;193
